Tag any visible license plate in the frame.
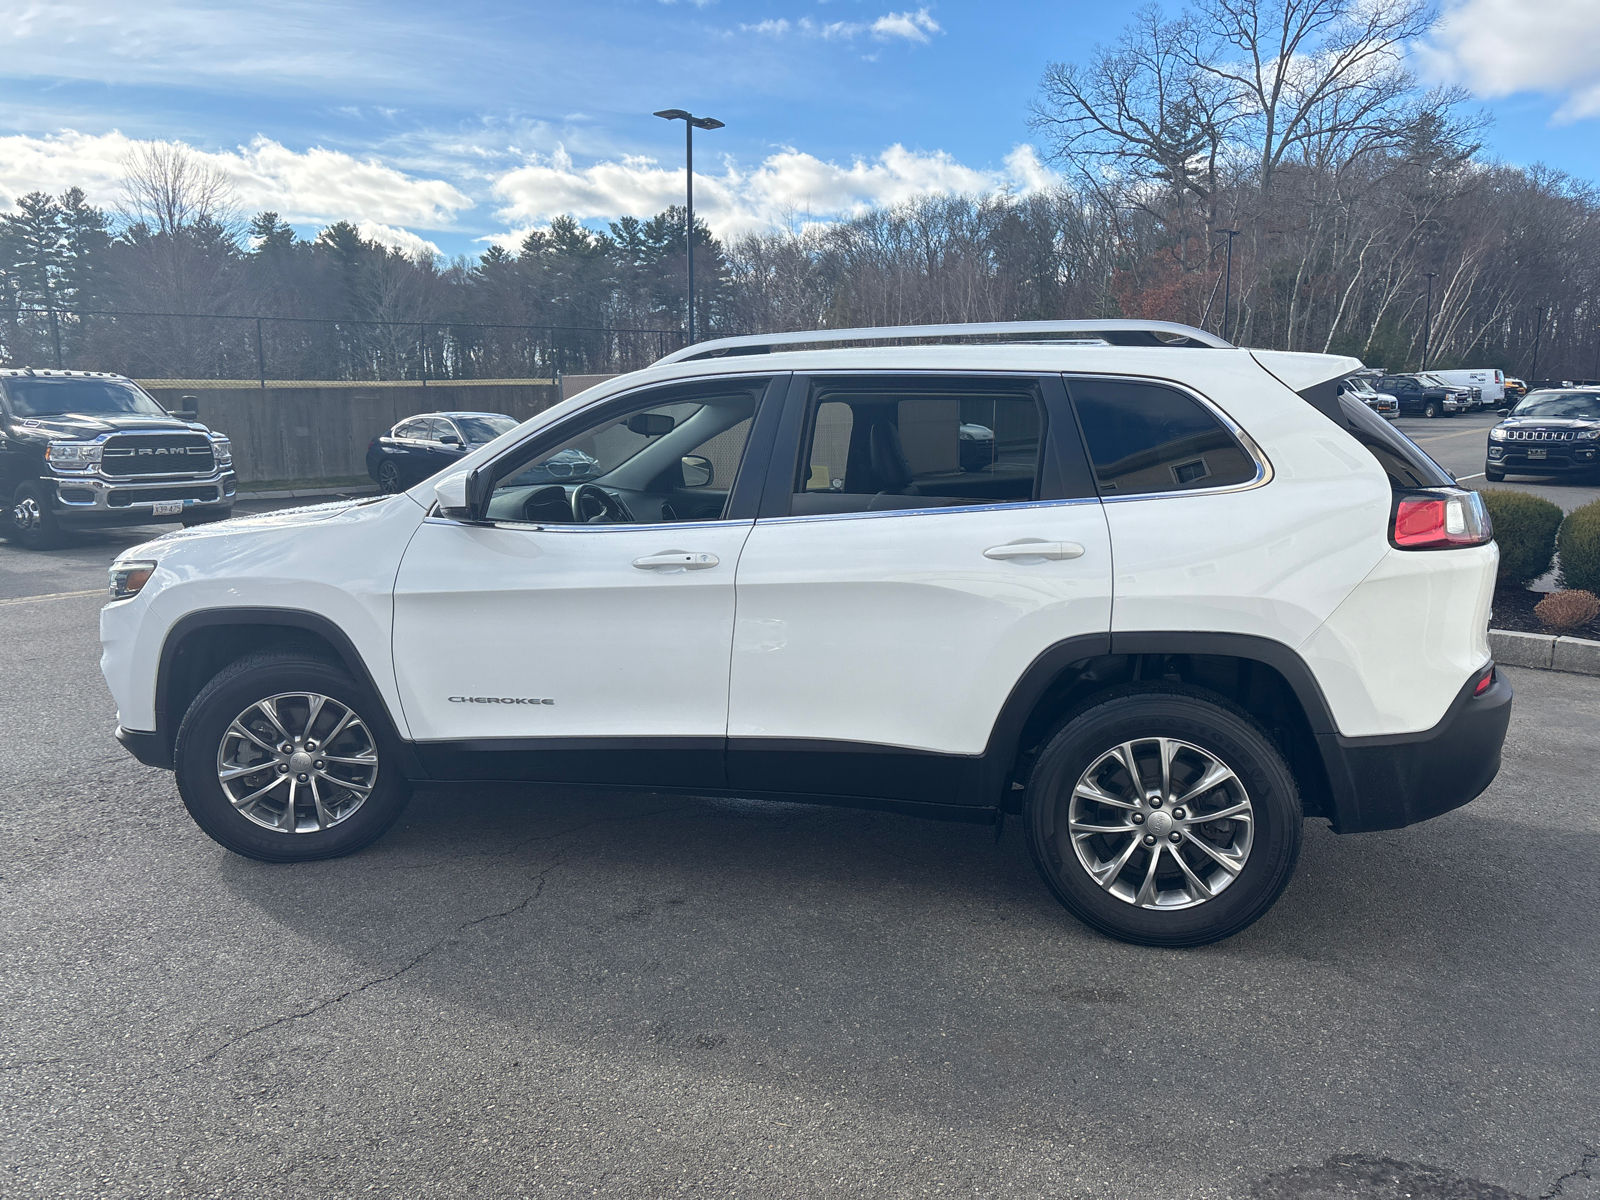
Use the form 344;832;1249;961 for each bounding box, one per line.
151;500;184;516
1527;448;1547;460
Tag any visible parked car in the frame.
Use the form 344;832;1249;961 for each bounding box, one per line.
1419;373;1482;410
1504;378;1528;401
1336;375;1398;419
0;368;234;550
367;411;518;493
1378;374;1464;418
1485;387;1600;481
1429;368;1506;406
102;319;1509;948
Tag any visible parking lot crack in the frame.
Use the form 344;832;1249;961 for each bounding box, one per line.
180;854;562;1072
1540;1146;1597;1200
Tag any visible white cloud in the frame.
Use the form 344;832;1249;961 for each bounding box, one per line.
0;130;472;228
356;221;442;260
870;9;941;44
1418;0;1600;121
486;141;1059;244
739;7;942;44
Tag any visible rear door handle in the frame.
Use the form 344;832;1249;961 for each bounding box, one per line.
632;551;720;571
983;540;1085;561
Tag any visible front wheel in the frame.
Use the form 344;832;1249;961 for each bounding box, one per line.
8;481;65;549
174;650;412;862
1024;687;1303;947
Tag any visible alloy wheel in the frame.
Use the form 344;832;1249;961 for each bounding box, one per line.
13;496;42;532
1066;736;1254;909
216;692;379;833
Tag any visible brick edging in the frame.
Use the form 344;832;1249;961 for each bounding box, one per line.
1489;628;1600;675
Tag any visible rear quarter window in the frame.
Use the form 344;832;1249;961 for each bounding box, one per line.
1299;380;1455;490
1065;377;1258;496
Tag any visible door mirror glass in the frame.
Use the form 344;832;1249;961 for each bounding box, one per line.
681;454;714;488
627;412;675;437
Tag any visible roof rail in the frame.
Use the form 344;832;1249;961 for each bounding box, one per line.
655;319;1231;364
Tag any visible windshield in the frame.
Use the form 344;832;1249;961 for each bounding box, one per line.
1511;391;1600;420
453;415;516;443
5;378;168;418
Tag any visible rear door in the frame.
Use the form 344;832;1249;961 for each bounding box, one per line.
726;373;1112;805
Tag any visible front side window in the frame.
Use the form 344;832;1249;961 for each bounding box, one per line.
1067;377;1257;497
483;381;766;525
790;379;1044;515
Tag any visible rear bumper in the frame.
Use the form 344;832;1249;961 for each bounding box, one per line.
1319;668;1511;833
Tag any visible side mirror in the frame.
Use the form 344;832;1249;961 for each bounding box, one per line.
627;412;675;437
171;394;199;420
434;471;472;519
439;434;462;446
681;454;713;488
1497;409;1511;418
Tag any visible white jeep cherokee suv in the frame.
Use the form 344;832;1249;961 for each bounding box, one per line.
100;320;1510;947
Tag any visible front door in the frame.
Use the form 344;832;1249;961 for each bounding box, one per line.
392;375;781;787
727;373;1113;805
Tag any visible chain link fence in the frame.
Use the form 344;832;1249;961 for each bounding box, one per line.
1;306;687;389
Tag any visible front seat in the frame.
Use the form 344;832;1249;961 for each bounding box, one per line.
868;421;920;495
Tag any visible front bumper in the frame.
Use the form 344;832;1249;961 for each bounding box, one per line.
47;471;236;526
1319;668;1511;834
1488;445;1598;473
116;725;173;770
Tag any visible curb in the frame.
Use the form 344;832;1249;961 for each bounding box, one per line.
235;486;380;501
1489;628;1600;676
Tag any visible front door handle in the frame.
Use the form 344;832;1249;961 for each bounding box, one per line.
983;540;1085;562
632;551;720;571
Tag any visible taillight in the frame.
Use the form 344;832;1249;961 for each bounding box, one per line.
1473;666;1496;697
1391;488;1493;550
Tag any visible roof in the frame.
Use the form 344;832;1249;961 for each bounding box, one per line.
0;368;130;380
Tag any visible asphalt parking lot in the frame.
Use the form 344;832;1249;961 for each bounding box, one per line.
1396;409;1600;514
3;480;1599;1199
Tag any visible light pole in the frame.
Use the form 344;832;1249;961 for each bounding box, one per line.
1420;271;1437;370
1220;230;1240;343
653;108;724;345
1530;305;1546;383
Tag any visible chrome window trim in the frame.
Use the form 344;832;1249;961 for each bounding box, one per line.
423;513;754;534
761;495;1103;527
1062;371;1273;503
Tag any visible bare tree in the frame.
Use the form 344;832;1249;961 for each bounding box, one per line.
119;141;238;237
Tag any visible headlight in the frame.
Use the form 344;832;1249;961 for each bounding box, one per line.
46;441;102;467
210;435;232;465
1489;426;1507;441
108;559;158;601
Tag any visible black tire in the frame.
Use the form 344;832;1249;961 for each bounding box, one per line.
174;650;412;862
1485;467;1505;482
182;506;234;528
1423;401;1440;419
7;481;66;549
1023;686;1302;948
376;461;403;494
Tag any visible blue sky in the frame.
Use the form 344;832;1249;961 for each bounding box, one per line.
0;0;1596;260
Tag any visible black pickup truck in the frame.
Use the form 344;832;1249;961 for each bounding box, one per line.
0;369;235;550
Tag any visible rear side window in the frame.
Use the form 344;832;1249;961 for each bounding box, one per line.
1066;377;1258;496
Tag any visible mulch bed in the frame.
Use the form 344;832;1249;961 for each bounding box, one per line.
1492;583;1600;640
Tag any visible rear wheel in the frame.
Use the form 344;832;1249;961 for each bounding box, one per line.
1423;401;1440;418
376;461;403;494
8;482;65;549
1024;687;1302;947
174;650;412;862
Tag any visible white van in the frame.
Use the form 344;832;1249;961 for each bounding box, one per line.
1429;369;1504;405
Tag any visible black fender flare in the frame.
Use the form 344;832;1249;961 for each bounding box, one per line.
153;606;423;778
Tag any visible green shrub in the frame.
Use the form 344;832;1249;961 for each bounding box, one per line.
1558;499;1600;593
1480;490;1563;585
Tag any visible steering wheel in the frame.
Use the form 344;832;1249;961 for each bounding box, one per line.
571;483;631;524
